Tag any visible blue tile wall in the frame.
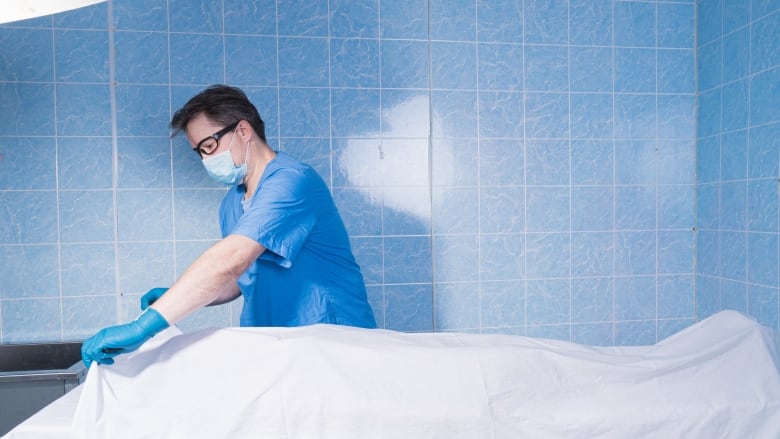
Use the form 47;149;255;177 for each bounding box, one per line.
696;0;780;330
0;0;704;345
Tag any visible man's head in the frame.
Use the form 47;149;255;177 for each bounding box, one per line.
170;85;267;143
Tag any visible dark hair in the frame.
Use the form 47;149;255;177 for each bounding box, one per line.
170;84;267;142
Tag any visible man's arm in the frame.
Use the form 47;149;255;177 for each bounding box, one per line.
151;234;264;324
81;234;264;367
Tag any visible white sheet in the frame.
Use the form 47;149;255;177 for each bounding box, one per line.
5;310;780;438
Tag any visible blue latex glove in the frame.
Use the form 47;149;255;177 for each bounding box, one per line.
140;287;168;310
81;308;170;368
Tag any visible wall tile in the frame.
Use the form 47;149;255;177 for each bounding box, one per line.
614;1;656;47
431;42;477;90
278;88;330;137
385;283;433;331
615;48;656;93
479;234;524;281
1;298;62;342
115;85;170;136
615;231;656;275
331;89;381;137
571;140;614;185
748;179;779;232
0;191;58;244
330;38;380;88
380;0;428;40
56;84;112;136
524;0;568;44
723;28;750;83
54;29;109;83
433;235;479;282
615;275;656;320
168;0;222;33
433;187;479;234
748;122;780;179
0;245;59;299
478;139;523;186
117;189;174;241
59;190;115;243
173;189;225;240
750;11;780;73
571;232;614;277
113;0;168;31
569;0;612;46
277;0;329;37
57;137;112;190
658;230;694;274
526;278;570;325
479;186;524;233
383;236;432;284
54;1;108;29
432;90;478;138
571;186;614;231
570;93;613;139
748;284;779;329
478;43;523;91
169;33;225;85
658;49;696;93
0;28;53;82
615;185;656;230
60;243;116;296
658;3;695;48
748;232;779;287
478;91;523;138
614;320;656;345
571;277;613;323
114;31;169;84
380;40;430;89
476;0;522;43
62;295;116;340
524;45;568;92
224;0;277;35
330;0;379;38
615;94;657;139
526;186;569;232
434;282;479;330
570;47;613;93
750;67;780;127
526;232;570;279
117;241;176;293
0;137;56;190
0;83;55;136
481;279;525;327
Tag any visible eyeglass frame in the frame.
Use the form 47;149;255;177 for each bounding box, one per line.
193;121;240;157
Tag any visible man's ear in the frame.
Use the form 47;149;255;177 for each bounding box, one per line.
237;120;252;141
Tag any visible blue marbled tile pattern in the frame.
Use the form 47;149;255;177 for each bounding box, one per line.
2;0;773;345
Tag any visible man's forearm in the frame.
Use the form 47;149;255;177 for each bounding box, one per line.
151;235;264;323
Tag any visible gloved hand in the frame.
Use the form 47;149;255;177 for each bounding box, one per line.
81;308;170;368
140;287;168;310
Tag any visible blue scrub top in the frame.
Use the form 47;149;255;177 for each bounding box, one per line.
220;152;376;329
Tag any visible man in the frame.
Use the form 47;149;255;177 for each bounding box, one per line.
81;85;376;367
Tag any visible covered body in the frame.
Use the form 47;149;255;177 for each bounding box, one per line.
5;311;780;438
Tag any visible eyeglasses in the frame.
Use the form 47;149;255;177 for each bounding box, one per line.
194;121;239;157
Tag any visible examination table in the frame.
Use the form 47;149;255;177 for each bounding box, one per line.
3;310;780;438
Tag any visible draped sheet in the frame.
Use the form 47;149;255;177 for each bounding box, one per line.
6;310;780;438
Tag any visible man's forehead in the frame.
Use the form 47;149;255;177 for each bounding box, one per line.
185;113;218;141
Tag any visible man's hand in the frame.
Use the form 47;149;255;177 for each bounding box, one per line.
81;308;169;368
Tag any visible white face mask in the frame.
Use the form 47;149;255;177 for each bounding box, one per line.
201;127;249;186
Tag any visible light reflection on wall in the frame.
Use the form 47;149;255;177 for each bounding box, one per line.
336;94;457;225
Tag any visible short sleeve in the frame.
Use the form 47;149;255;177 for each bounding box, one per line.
229;167;317;268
